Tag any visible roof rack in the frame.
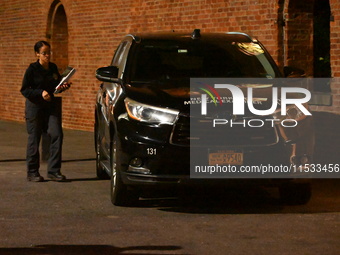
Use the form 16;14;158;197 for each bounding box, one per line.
191;29;201;39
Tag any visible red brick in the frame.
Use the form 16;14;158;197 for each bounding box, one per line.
0;0;339;131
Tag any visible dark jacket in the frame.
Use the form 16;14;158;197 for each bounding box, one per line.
21;60;61;106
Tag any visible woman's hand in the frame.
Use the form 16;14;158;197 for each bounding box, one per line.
59;82;71;92
42;90;51;101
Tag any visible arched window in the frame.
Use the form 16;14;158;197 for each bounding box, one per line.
46;0;69;73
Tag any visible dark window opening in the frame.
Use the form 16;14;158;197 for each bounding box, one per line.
313;0;332;92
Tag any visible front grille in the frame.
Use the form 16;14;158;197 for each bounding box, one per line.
171;115;279;147
171;116;191;145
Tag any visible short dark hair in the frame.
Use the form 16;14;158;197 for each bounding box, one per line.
34;41;51;53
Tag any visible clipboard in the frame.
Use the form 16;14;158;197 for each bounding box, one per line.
54;66;76;94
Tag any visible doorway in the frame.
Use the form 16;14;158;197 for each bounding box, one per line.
313;0;332;92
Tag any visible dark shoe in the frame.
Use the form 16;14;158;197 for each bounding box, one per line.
48;172;66;182
27;173;44;182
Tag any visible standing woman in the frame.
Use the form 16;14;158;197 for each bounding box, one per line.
20;41;70;182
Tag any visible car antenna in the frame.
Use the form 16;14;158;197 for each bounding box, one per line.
191;29;201;39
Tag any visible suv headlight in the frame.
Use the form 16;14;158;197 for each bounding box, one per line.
124;98;179;124
272;103;309;122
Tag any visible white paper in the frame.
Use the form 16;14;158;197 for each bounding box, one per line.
54;67;76;94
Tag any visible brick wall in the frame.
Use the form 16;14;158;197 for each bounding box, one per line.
284;1;314;75
0;0;339;131
329;0;340;112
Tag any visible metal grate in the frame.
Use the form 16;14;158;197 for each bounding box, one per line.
171;114;279;147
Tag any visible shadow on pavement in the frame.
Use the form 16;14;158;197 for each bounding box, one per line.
0;244;184;255
57;177;103;182
62;158;95;163
135;179;340;215
0;158;95;163
139;186;284;214
0;159;26;163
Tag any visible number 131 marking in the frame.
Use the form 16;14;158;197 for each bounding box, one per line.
147;148;157;155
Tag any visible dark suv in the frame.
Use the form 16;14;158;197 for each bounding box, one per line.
95;30;314;206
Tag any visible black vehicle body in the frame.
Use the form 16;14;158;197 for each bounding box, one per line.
95;30;314;206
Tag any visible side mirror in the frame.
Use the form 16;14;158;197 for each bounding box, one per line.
95;66;120;82
283;66;306;78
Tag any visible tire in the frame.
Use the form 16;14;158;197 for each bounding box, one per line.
279;183;312;205
110;136;139;206
95;127;109;179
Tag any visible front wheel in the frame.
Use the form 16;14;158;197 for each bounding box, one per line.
110;136;139;206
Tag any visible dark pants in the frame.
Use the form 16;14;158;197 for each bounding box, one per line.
25;101;63;174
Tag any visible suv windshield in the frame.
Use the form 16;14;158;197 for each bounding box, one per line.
129;38;279;85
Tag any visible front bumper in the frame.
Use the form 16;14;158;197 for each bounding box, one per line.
115;116;314;186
